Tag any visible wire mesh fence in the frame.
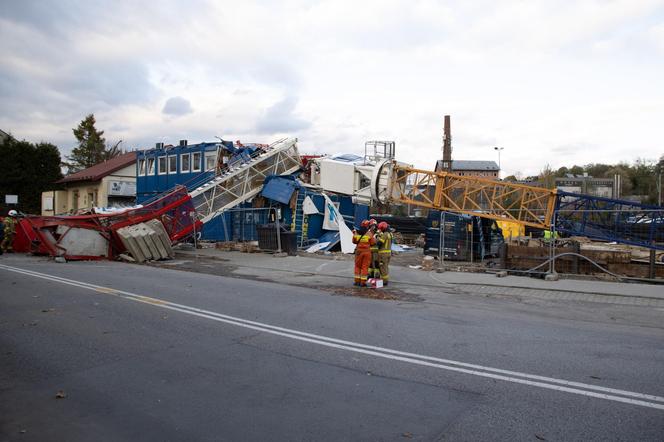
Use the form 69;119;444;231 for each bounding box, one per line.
422;209;664;281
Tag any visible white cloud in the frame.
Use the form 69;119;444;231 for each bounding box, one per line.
162;96;193;116
1;0;663;175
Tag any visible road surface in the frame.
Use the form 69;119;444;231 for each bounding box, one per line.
1;255;663;441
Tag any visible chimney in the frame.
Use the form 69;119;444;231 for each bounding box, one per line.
179;139;188;147
441;115;452;171
155;142;165;150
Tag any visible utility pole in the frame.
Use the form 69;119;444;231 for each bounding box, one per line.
494;147;504;178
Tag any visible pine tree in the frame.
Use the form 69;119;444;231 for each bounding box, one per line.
66;114;122;172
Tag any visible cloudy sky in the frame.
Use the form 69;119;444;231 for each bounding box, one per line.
1;0;663;176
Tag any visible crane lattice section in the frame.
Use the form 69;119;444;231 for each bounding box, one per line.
387;165;557;229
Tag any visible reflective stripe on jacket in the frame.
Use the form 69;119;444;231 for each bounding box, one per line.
377;232;393;253
353;232;376;251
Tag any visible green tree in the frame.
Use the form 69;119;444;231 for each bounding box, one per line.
66;114;122;172
569;165;584;176
0;134;63;214
538;163;555;189
584;163;611;178
629;158;656;203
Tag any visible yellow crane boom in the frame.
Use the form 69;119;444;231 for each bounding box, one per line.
379;164;557;230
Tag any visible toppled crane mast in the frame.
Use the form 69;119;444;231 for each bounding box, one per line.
189;138;302;223
14;187;200;261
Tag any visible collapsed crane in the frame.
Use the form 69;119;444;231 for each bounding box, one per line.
369;160;663;251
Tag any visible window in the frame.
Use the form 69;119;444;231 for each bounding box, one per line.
192;152;202;172
205;153;217;171
168;155;177;174
147;157;155;175
158;156;167;175
138;159;146;175
181;153;191;173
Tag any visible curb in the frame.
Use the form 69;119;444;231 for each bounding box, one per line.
174;250;663;302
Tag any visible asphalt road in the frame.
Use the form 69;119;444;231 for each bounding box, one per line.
1;255;663;441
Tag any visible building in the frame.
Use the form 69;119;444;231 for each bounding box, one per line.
41;152;137;215
435;160;500;178
136;141;221;203
134;139;371;246
0;129;9;143
555;174;614;198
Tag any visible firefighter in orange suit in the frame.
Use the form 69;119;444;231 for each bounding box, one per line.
352;220;376;287
376;222;393;285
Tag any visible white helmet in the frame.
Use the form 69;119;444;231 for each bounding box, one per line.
8;210;17;217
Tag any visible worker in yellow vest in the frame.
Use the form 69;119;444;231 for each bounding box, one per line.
376;222;393;285
1;210;18;253
368;218;379;278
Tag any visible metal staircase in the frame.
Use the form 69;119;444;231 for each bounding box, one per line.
189;138;302;224
293;190;306;246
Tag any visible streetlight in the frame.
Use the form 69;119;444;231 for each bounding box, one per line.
494;147;504;178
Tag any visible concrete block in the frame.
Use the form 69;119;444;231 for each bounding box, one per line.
544;273;560;281
145;219;174;258
117;226;147;262
142;226;169;259
130;225;159;259
129;226;154;260
58;228;109;258
495;271;508;278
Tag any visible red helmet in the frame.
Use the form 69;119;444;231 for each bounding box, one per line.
360;220;370;228
378;222;388;231
369;218;378;226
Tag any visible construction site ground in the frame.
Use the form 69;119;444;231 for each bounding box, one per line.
146;246;664;330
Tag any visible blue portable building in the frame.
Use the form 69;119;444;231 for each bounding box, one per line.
134;142;370;247
135;140;221;203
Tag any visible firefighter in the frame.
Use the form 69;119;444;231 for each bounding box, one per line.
352;220;376;287
368;218;379;278
377;222;393;285
1;210;18;253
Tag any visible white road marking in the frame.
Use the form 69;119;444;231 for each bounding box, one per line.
2;263;663;411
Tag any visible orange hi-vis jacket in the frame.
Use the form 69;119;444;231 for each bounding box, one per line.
353;231;376;251
352;231;376;284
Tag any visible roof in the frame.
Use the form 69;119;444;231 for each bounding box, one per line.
436;159;499;171
57;151;137;184
329;153;364;164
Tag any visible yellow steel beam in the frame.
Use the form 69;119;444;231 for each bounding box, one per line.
389;165;556;229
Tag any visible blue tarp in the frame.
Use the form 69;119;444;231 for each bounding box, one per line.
261;175;300;205
317;231;341;251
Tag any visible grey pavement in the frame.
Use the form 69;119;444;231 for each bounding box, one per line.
171;247;664;307
1;254;663;441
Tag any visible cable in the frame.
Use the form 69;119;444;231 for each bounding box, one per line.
522;252;664;284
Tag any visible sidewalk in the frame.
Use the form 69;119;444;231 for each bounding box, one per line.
171;248;664;307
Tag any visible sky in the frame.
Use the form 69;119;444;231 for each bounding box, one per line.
1;0;664;177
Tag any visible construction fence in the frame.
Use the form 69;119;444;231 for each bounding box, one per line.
424;209;664;282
